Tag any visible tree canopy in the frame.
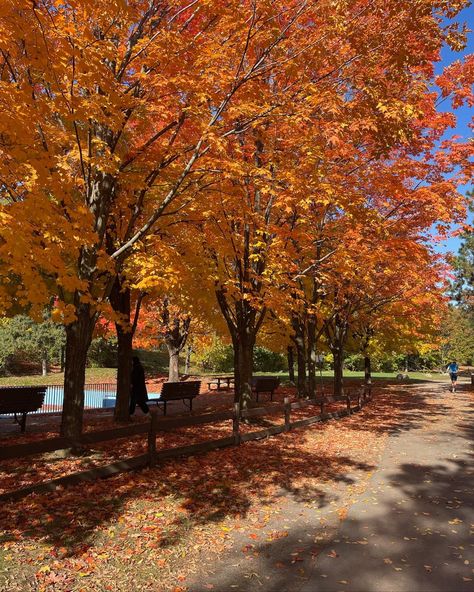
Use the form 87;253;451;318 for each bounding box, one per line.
0;0;472;434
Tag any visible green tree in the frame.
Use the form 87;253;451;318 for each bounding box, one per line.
0;314;66;376
452;190;474;308
442;307;474;366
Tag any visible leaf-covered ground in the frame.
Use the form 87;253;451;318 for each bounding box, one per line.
0;385;353;494
0;382;445;592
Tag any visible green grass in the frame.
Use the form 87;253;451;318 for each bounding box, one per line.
246;369;452;381
134;348;170;374
316;370;451;382
0;367;117;386
0;349;171;386
0;366;456;387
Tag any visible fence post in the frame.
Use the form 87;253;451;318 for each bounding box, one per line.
148;408;158;467
233;402;241;445
284;396;291;431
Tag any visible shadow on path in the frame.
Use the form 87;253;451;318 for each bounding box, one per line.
184;383;474;592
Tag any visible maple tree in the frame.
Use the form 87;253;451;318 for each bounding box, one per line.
0;0;471;429
198;1;472;403
0;0;325;437
133;298;191;382
283;157;463;396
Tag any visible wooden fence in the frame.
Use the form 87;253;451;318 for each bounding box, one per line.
0;387;372;502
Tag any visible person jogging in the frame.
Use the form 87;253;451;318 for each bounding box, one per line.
446;360;459;392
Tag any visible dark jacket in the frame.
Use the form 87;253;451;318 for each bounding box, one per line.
131;362;148;402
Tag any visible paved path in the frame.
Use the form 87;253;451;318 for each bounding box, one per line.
186;382;474;591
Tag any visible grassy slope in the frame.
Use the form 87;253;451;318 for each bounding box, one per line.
0;348;170;386
0;367;455;386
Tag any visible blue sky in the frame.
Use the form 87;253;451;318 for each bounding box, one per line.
433;3;473;255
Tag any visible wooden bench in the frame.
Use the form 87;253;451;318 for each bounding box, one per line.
148;381;201;416
251;377;281;402
0;386;46;432
313;387;365;413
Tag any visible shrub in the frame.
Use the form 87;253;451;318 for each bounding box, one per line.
196;340;287;373
196;341;234;372
344;354;365;371
253;346;286;372
87;337;118;368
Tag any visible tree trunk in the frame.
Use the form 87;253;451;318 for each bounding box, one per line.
292;319;307;398
364;354;372;388
215;289;262;407
167;344;180;382
296;345;307;397
184;344;192;374
60;346;66;372
115;327;133;421
287;346;295;384
232;334;240;404
332;346;344;397
110;279;133;423
229;325;255;406
161;299;190;383
237;332;254;409
60;303;96;440
41;353;48;376
307;316;317;398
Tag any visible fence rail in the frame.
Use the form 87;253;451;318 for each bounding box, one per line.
0;386;372;501
0;382;117;416
43;382;117;414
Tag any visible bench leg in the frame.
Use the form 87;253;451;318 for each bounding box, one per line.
182;398;194;412
20;412;27;433
164;401;167;416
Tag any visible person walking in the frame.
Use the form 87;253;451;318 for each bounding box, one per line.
446;360;459;393
130;356;150;415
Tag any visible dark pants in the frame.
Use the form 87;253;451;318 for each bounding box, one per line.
129;397;149;415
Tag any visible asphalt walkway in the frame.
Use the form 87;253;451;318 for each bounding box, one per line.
185;382;474;592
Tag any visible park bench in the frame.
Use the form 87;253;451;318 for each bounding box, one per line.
251;377;281;402
148;381;201;416
0;386;46;432
312;386;366;413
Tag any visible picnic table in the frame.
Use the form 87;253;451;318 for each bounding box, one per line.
207;375;235;391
